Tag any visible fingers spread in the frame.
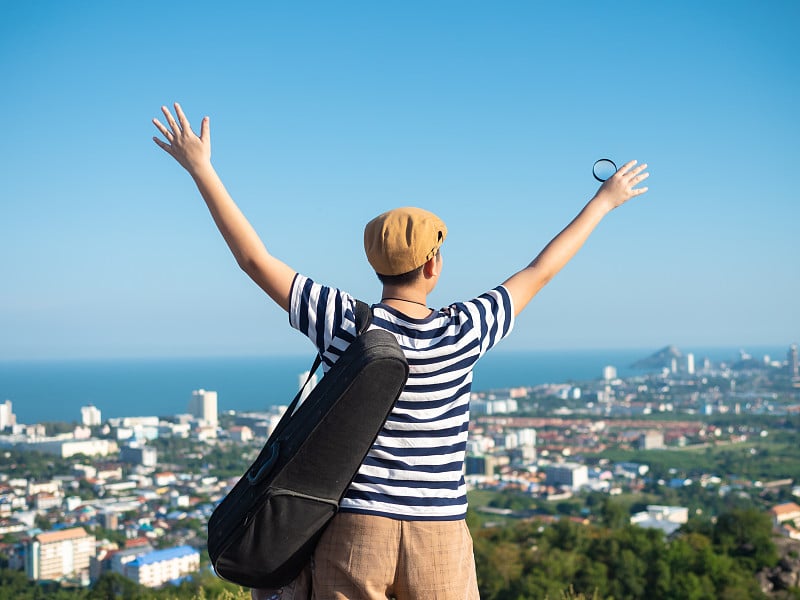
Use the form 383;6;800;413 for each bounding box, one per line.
174;102;191;133
152;136;173;154
161;105;180;133
152;118;172;140
618;159;638;175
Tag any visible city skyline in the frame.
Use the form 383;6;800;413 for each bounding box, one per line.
1;2;798;360
2;342;795;427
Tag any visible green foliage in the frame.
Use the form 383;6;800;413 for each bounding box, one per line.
599;434;800;483
2;449;76;480
0;569;249;600
473;507;774;600
151;437;256;479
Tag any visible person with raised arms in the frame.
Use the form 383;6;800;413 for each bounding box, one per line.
153;102;649;600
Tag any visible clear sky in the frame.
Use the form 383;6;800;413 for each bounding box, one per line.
1;1;797;360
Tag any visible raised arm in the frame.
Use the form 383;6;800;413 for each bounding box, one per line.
502;160;649;316
152;103;295;312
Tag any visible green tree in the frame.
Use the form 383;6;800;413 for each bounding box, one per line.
712;508;778;571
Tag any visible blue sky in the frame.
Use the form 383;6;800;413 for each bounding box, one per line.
1;1;797;360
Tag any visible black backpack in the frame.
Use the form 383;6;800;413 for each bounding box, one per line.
207;301;409;589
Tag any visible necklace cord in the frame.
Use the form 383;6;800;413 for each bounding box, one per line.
380;296;428;308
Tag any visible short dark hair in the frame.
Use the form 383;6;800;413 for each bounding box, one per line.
376;264;424;286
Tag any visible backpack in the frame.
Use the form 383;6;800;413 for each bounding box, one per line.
207;301;409;588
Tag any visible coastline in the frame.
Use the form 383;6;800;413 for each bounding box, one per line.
1;345;790;425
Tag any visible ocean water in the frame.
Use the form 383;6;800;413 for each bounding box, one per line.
0;346;787;425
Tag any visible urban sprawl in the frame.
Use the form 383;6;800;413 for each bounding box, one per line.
1;344;799;590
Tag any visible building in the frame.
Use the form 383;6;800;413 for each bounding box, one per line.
188;389;218;428
229;425;254;443
639;430;665;450
0;400;17;430
686;353;695;375
18;438;119;458
631;505;688;535
545;462;588;490
603;365;617;381
770;502;800;528
465;454;499;478
92;542;147;583
471;397;519;416
124;545;200;587
789;344;799;380
120;444;158;467
26;527;96;583
80;405;102;427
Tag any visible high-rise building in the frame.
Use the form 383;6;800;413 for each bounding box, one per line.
0;400;16;430
188;389;218;427
602;365;617;381
81;405;102;427
26;527;96;583
789;344;799;379
686;353;695;375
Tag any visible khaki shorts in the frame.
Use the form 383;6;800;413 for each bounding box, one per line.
311;512;480;600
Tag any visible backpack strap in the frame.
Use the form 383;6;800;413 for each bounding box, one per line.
275;300;372;433
353;299;373;335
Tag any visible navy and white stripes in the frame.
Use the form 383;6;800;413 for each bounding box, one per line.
289;274;514;520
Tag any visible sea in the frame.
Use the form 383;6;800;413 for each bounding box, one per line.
0;346;788;425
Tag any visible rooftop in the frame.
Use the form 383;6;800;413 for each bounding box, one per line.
128;545;198;567
771;502;800;517
36;527;90;544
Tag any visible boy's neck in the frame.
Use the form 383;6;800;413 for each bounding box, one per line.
380;285;431;317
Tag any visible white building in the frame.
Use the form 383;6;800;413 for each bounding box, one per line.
639;430;665;450
109;545;154;578
0;400;17;430
229;425;254;443
515;428;537;447
686;353;695;375
188;389;218;428
770;502;800;528
120;444;158;467
80;405;102;427
789;344;799;380
124;545;200;587
631;505;689;535
545;462;589;490
602;365;617;381
471;397;519;416
26;527;96;583
19;438;119;459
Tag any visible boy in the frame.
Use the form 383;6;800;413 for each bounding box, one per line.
153;103;649;600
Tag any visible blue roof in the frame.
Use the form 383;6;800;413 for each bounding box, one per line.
128;545;198;567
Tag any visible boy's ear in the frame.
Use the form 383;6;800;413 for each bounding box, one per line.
422;255;440;279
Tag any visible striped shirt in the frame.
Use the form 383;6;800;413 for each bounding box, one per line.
289;274;514;520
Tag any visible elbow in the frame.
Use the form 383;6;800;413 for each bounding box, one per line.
235;253;259;278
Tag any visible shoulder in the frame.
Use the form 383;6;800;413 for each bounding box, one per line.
290;274;354;309
449;285;514;320
289;274;357;328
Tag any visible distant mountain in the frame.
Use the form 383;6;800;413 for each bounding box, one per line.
631;345;682;370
